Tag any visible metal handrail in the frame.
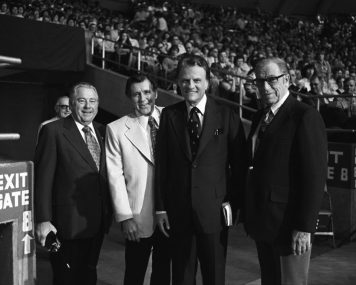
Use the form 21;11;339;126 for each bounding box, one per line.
0;55;22;65
0;133;20;141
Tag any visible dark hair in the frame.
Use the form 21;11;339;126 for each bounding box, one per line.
125;73;157;98
176;54;210;81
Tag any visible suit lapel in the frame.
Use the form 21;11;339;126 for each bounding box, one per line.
63;117;98;171
196;97;220;158
248;110;264;162
124;115;153;164
253;96;293;162
170;102;191;160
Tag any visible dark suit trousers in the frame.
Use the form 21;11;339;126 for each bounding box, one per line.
171;228;228;285
49;230;104;285
256;241;311;285
124;228;171;285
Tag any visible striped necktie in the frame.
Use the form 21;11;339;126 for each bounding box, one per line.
82;126;101;171
148;116;157;158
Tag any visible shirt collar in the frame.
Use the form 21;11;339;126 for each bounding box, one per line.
186;94;207;116
73;117;95;133
269;91;289;115
135;105;160;128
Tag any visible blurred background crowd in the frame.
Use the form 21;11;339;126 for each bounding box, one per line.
2;0;356;127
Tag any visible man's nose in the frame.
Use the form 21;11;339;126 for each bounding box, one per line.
188;79;195;88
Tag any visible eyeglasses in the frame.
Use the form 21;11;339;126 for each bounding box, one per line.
254;74;286;86
57;105;70;110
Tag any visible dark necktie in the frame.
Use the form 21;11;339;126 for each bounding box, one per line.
258;109;274;138
148;116;158;158
254;109;274;153
82;126;101;170
188;107;202;159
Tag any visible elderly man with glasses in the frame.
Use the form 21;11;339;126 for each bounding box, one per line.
37;95;71;140
243;57;328;285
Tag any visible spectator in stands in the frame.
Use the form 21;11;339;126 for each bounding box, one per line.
306;74;330;108
37;95;71;138
156;11;168;33
116;30;133;72
242;70;261;119
161;45;179;81
314;50;332;80
184;41;194;55
106;74;171;285
341;78;356;116
235;54;251;77
170;35;186;55
211;50;233;80
0;2;8;15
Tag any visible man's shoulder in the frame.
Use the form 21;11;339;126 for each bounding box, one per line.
107;114;135;130
288;96;322;121
162;101;185;113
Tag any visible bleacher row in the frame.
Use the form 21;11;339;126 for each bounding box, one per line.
2;0;356;128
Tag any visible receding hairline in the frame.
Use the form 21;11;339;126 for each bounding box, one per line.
255;57;289;75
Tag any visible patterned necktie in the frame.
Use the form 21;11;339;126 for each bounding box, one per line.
188;107;202;159
82;126;101;171
148;116;157;158
254;109;274;153
258;109;274;137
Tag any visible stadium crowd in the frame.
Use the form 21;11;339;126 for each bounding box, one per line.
2;0;356;126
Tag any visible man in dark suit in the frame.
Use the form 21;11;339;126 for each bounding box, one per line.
155;54;247;285
35;82;112;285
244;57;327;284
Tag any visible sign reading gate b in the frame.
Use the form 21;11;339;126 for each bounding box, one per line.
0;161;35;285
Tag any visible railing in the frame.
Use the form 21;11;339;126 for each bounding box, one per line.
0;55;22;68
90;35;255;118
0;134;20;141
89;36;356;129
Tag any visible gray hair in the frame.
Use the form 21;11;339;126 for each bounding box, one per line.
69;82;99;103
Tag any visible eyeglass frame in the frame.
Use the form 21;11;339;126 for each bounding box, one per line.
56;104;70;110
254;74;287;86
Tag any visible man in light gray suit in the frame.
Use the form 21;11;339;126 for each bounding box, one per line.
106;74;170;285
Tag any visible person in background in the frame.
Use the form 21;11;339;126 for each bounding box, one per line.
37;95;71;137
106;74;171;285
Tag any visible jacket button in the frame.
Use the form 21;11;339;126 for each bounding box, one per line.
192;163;198;168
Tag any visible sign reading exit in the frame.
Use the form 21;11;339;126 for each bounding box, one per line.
0;161;35;285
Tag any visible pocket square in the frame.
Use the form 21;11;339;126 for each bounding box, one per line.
214;128;224;136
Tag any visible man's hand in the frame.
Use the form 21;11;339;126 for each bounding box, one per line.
121;219;140;242
291;230;311;255
35;221;57;247
156;213;170;237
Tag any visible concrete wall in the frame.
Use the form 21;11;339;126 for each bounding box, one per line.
83;64;183;119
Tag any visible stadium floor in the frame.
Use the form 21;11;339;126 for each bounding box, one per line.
37;223;356;285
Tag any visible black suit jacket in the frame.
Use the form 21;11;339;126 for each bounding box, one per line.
155;96;247;234
35;116;112;239
244;95;327;244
